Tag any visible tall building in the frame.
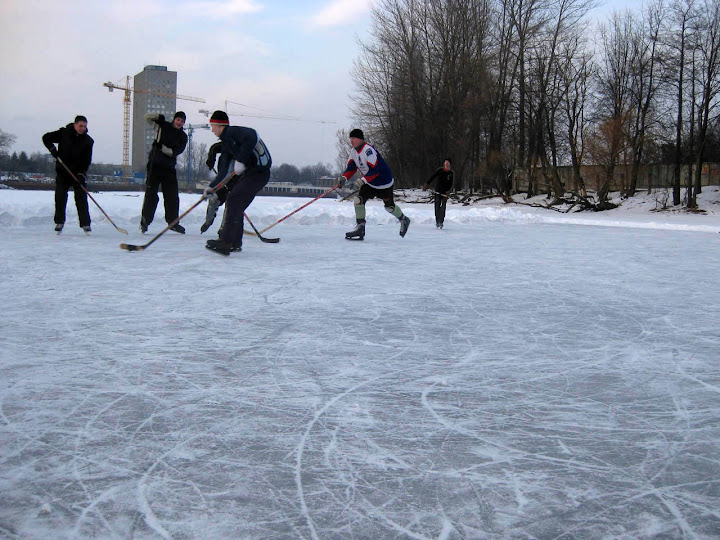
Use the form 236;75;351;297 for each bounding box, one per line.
131;65;177;175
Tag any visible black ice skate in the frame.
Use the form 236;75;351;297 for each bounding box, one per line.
205;238;232;256
170;223;186;234
55;223;64;234
345;220;365;241
399;215;411;237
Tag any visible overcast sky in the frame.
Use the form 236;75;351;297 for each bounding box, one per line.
1;0;626;171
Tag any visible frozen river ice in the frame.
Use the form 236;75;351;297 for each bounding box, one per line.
1;191;719;538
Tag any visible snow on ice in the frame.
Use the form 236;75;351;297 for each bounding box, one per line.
1;187;719;539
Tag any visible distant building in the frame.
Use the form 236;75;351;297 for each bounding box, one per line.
131;65;177;174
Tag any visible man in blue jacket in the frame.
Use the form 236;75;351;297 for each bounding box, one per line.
204;110;272;255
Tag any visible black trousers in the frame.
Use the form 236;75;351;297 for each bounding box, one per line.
220;169;270;246
357;184;396;209
54;171;90;227
142;167;179;225
434;193;448;224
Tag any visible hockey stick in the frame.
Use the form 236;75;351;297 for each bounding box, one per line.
120;172;236;252
204;166;272;241
243;212;280;243
56;157;128;234
427;189;450;198
339;188;360;202
254;183;341;235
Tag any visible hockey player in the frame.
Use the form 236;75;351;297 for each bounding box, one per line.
338;128;410;240
203;110;272;256
42;115;94;233
423;158;454;229
140;111;188;234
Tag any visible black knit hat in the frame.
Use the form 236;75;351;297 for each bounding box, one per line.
173;111;186;121
349;128;364;139
210;110;229;126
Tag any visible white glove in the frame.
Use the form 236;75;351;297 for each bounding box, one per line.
203;186;218;202
144;113;162;125
350;177;366;190
233;161;246;175
161;145;173;157
337;176;347;188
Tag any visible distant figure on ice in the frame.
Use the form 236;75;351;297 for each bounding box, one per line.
140;111;188;234
42;115;94;233
203;110;272;256
338;128;410;241
423;158;454;229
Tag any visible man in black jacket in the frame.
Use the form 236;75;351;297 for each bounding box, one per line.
203;110;272;255
42;115;94;233
423;158;454;229
140;111;188;233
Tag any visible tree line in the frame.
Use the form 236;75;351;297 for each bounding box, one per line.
0;129;334;187
349;0;720;208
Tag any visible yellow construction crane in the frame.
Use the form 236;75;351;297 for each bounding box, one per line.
103;76;205;180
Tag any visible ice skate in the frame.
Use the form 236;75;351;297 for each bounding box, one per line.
205;238;232;256
399;215;411;237
345;221;365;241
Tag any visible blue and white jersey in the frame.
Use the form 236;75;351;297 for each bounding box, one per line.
341;142;394;189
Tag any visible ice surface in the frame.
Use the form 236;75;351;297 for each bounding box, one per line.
1;189;719;539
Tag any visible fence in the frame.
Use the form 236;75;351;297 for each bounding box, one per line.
512;163;720;193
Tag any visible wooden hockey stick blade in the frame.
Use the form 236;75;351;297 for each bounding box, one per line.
244;213;280;243
119;243;146;252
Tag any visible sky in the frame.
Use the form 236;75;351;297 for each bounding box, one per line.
1;0;631;171
1;187;719;537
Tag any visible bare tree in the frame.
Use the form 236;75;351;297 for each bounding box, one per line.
625;1;664;197
523;0;595;199
665;0;697;205
559;42;593;196
334;128;349;174
0;128;16;155
689;0;720;200
352;0;491;189
593;12;636;202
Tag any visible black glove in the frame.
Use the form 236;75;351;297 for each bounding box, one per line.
77;173;86;183
206;142;222;170
49;147;59;159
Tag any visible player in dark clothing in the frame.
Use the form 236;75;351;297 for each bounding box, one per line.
140;111;188;234
423;158;454;229
203;110;272;256
42;115;94;233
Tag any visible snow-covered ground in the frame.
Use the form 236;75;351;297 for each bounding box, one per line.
1;187;719;539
